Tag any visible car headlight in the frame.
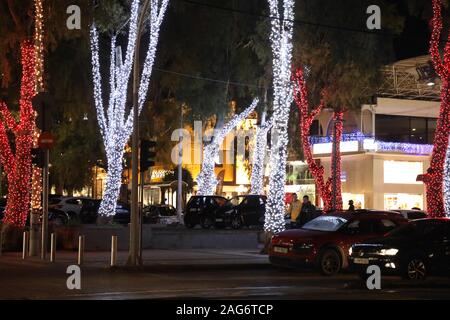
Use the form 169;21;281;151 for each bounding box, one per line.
378;248;399;256
348;247;353;256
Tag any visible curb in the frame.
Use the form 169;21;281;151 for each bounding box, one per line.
108;262;271;273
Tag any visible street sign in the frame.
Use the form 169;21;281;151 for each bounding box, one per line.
38;132;55;149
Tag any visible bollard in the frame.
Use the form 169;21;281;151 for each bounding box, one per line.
110;235;117;267
22;231;29;260
50;233;56;263
77;235;85;265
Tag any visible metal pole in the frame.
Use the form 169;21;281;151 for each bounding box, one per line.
22;231;29;260
77;235;85;265
111;235;117;267
177;105;183;223
50;233;56;262
128;0;150;267
138;169;144;264
41;149;49;259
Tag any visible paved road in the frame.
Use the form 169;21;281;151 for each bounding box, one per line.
1;250;450;300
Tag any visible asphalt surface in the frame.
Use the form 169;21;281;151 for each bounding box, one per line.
1;249;450;300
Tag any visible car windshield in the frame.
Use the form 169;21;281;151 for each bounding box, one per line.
302;216;348;232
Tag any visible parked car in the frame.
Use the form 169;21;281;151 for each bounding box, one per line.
78;199;101;223
349;218;450;280
143;204;179;225
112;202;131;224
391;209;428;220
184;195;228;229
49;196;83;218
214;195;267;229
77;199;131;224
47;208;70;226
269;210;408;276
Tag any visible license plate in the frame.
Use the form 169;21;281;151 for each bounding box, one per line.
274;246;288;254
215;218;223;222
353;257;369;265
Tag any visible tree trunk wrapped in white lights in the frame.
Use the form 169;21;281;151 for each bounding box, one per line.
264;0;295;234
197;98;259;195
250;117;273;195
444;137;450;216
90;0;169;216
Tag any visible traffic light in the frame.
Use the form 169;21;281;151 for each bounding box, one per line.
140;140;156;171
32;92;55;131
31;148;44;168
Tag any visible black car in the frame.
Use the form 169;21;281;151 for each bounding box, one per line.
112;202;131;224
349;218;450;280
78;199;101;223
214;195;267;229
391;209;428;220
184;195;228;229
143;204;179;224
47;208;70;226
77;199;130;224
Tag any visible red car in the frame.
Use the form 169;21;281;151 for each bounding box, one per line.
269;210;408;276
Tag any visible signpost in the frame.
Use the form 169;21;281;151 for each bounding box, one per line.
32;92;55;260
38;131;54;259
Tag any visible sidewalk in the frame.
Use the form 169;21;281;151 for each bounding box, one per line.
0;248;270;272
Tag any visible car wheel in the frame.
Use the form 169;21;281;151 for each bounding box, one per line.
319;249;342;276
403;257;427;280
201;216;213;229
231;216;242;229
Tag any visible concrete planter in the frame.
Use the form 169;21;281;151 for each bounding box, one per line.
52;224;262;251
0;224;25;252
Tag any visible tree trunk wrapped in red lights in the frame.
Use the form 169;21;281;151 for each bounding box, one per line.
293;68;343;211
0;40;36;227
422;0;450;217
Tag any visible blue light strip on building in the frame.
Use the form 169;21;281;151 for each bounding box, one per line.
310;131;433;155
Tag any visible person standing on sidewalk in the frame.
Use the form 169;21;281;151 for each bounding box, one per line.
296;195;316;227
348;200;355;211
287;193;302;228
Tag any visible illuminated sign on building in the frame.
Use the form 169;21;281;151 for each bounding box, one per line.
151;170;174;182
313;140;359;155
383;161;423;184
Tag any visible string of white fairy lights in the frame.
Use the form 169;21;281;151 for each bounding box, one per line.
90;0;169;216
264;0;295;234
444;138;450;216
196;98;259;195
250;117;273;195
